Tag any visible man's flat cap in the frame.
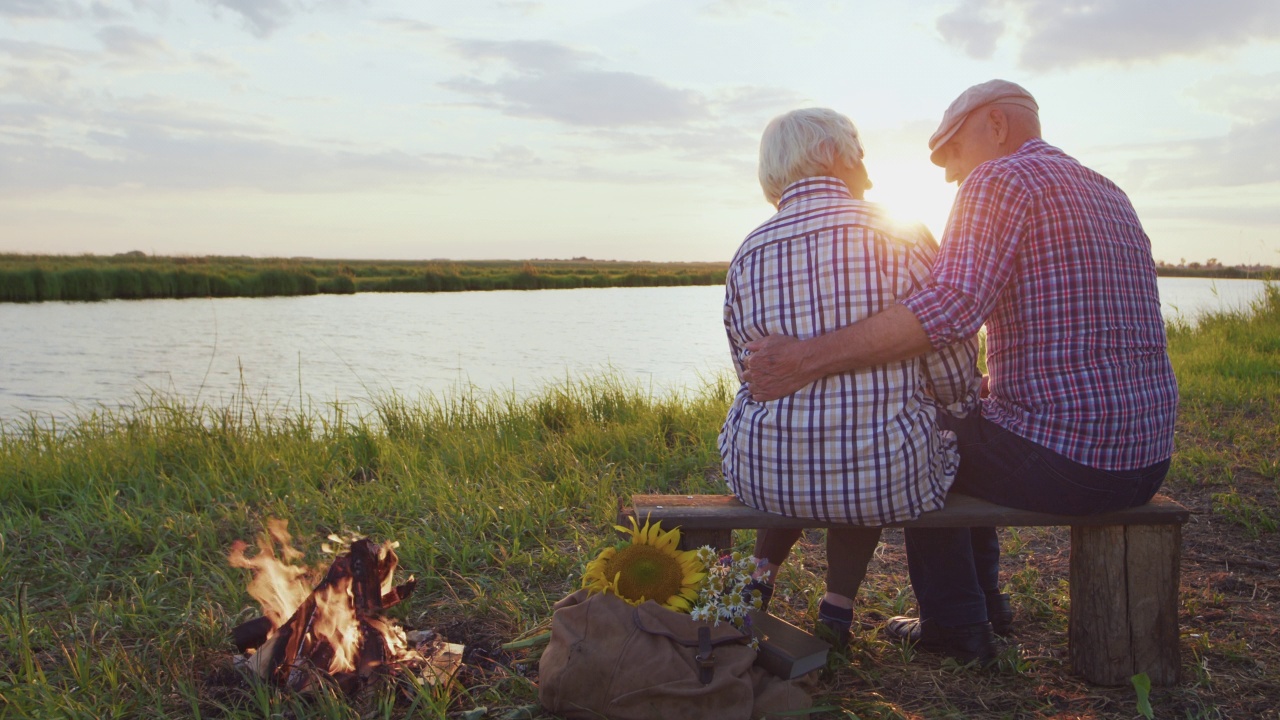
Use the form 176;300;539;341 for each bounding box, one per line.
928;79;1038;166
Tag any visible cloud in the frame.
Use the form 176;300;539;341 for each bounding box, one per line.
1181;117;1280;187
0;56;78;107
1118;121;1280;192
0;37;86;63
376;16;436;36
1187;71;1280;124
495;1;543;17
96;24;168;57
200;0;294;37
936;0;1280;70
0;0;83;18
935;0;1003;60
1121;72;1280;190
0;115;478;194
198;0;363;38
442;39;709;127
700;0;793;20
714;86;809;116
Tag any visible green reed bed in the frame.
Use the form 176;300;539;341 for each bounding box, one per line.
0;254;728;303
1;288;1277;719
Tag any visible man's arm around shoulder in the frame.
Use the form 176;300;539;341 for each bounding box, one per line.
742;304;933;401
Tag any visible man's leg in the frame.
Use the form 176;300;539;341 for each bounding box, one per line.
894;412;1171;656
943;414;1171;515
903;526;987;627
890;523;997;663
884;414;1032;662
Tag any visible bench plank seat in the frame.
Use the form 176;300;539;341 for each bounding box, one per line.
630;492;1189;530
625;492;1189;688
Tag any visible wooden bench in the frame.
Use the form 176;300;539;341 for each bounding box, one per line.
623;493;1190;686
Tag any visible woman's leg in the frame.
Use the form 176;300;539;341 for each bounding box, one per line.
824;526;882;605
753;527;803;583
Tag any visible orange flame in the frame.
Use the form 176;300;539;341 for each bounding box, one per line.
312;583;361;673
230;519;413;680
227;518;314;628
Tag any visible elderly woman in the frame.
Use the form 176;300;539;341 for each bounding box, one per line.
719;108;979;646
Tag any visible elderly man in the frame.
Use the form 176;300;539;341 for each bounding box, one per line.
720;107;979;647
741;80;1178;664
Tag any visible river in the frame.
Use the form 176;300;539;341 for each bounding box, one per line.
1;278;1271;425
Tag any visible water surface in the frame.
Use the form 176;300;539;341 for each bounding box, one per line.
2;278;1270;424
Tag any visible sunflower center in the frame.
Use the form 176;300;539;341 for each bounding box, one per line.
607;543;685;604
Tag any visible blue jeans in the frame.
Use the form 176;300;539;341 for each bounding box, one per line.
905;413;1170;627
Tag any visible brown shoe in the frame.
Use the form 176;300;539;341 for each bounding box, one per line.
987;593;1014;636
884;616;996;665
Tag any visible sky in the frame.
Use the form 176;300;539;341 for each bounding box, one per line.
2;0;1279;266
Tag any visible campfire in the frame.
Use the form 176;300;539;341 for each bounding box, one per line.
228;519;462;695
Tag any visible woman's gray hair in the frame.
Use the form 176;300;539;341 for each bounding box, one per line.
758;108;865;206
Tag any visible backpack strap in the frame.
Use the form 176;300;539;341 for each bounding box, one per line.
695;625;715;685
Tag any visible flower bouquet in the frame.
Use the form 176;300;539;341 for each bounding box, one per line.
582;516;765;643
538;517;787;720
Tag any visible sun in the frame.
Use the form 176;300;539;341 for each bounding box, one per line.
861;145;958;236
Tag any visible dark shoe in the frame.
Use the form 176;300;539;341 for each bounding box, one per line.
884;616;996;665
987;593;1014;636
815;601;853;650
744;578;774;613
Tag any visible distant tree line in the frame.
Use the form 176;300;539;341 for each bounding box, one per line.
1155;258;1277;280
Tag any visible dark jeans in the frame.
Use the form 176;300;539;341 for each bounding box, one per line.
906;413;1170;627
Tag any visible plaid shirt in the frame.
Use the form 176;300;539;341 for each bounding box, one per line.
902;139;1178;471
719;177;980;525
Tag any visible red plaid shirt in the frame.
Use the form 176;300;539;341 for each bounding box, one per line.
902;139;1178;471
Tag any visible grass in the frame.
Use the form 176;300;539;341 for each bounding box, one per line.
0;287;1276;718
0;254;729;303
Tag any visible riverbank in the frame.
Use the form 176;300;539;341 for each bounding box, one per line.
0;287;1276;718
2;253;1274;303
0;254;727;303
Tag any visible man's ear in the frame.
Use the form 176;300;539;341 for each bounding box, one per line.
988;107;1010;145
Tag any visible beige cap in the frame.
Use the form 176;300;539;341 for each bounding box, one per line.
928;79;1038;166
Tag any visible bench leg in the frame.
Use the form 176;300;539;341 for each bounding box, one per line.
1069;524;1181;686
619;505;733;551
677;529;733;552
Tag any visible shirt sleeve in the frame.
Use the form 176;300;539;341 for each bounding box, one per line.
921;336;980;416
898;223;981;415
902;164;1031;349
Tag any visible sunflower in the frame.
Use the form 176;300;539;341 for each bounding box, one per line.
582;516;707;612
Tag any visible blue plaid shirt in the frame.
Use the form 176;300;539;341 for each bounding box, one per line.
720;177;980;525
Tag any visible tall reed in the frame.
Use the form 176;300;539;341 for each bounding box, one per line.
0;254;728;304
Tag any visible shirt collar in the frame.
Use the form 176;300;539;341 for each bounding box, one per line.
1014;137;1051;156
777;176;853;210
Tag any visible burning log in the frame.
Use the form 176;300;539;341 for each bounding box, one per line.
230;525;458;696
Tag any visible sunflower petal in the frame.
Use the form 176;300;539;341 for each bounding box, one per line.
654;526;682;552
